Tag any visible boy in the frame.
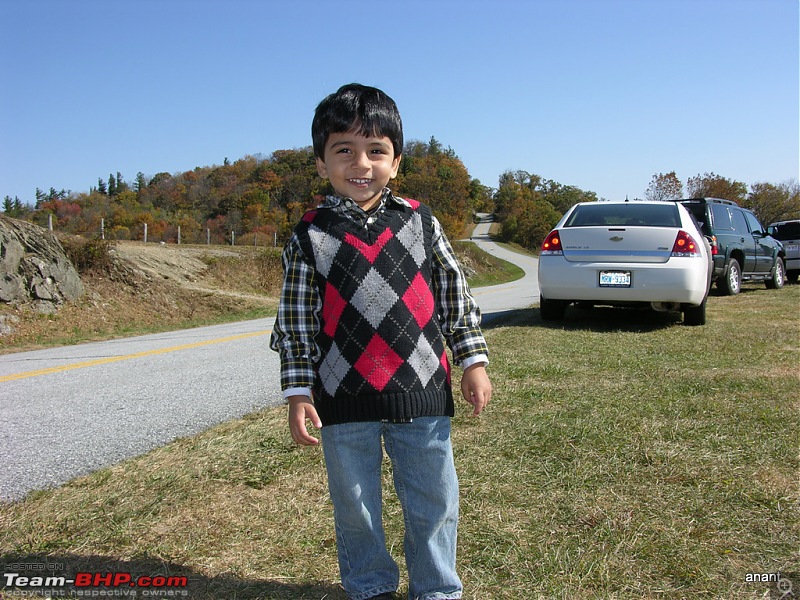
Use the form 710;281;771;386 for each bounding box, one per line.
269;83;492;600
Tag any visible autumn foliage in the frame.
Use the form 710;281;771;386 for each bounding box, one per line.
11;139;492;247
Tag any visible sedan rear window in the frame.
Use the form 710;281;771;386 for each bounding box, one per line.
565;203;681;228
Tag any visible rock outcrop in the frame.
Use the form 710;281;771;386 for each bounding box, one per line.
0;215;83;310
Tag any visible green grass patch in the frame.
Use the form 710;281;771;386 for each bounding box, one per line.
455;240;525;288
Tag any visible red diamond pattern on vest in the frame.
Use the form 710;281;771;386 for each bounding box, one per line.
344;227;394;264
322;282;347;337
402;272;435;328
354;333;404;391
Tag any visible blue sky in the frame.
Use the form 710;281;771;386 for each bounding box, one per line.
1;0;797;205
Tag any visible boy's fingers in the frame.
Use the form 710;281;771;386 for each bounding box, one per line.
293;426;320;446
291;416;320;445
469;390;490;415
288;397;322;446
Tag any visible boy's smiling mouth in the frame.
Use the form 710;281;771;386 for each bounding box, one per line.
349;178;373;185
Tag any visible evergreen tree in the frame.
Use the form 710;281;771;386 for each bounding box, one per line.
3;196;26;217
135;172;147;193
116;171;128;194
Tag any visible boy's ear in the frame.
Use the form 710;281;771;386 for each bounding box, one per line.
389;154;402;179
315;156;328;179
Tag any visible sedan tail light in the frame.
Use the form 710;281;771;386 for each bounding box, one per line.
541;230;563;255
671;230;702;257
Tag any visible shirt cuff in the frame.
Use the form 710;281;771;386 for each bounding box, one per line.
282;387;313;401
461;354;489;370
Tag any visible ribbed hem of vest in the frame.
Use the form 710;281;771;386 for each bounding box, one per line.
315;390;454;426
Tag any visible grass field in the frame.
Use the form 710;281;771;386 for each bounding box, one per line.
1;283;798;599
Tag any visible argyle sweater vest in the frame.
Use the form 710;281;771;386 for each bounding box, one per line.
295;198;454;426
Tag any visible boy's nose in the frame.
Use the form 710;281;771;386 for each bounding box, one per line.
352;151;370;169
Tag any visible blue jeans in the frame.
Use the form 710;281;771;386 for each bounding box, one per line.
321;416;462;600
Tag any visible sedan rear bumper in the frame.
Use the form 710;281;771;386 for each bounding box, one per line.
539;258;710;306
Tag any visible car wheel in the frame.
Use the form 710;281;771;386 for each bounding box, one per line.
766;257;785;289
683;299;706;326
718;258;741;295
540;296;567;321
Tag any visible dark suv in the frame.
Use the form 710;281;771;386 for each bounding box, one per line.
673;198;786;295
768;219;800;283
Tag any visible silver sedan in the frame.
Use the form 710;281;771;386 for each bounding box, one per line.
538;201;713;326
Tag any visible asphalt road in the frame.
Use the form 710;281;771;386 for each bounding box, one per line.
467;215;540;322
0;221;538;501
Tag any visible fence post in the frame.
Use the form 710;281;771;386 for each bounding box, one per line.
144;223;148;243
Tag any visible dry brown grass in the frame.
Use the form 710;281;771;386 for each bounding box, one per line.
0;242;282;353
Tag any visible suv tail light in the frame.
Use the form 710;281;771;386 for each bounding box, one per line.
671;230;701;257
708;235;718;255
541;230;563;255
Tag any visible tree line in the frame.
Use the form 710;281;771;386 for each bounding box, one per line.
3;142;798;253
644;171;800;228
2;138;493;246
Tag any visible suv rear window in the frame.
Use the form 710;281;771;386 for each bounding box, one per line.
770;222;800;241
710;203;733;230
565;204;680;228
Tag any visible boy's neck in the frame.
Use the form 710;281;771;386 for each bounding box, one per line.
340;188;388;213
356;196;381;212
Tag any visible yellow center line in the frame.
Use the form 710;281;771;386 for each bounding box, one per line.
0;330;272;383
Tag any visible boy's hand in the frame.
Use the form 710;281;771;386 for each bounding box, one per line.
288;396;322;446
461;364;492;416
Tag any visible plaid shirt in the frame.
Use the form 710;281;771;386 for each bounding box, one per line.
269;190;489;398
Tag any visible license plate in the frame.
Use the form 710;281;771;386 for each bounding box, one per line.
787;244;798;251
599;271;631;287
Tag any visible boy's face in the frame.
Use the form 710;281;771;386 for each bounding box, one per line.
316;130;401;211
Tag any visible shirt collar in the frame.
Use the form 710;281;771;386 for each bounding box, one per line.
318;188;411;212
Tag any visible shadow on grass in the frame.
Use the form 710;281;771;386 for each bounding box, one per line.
0;553;346;599
481;305;682;332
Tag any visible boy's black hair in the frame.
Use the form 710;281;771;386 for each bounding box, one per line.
312;83;403;159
